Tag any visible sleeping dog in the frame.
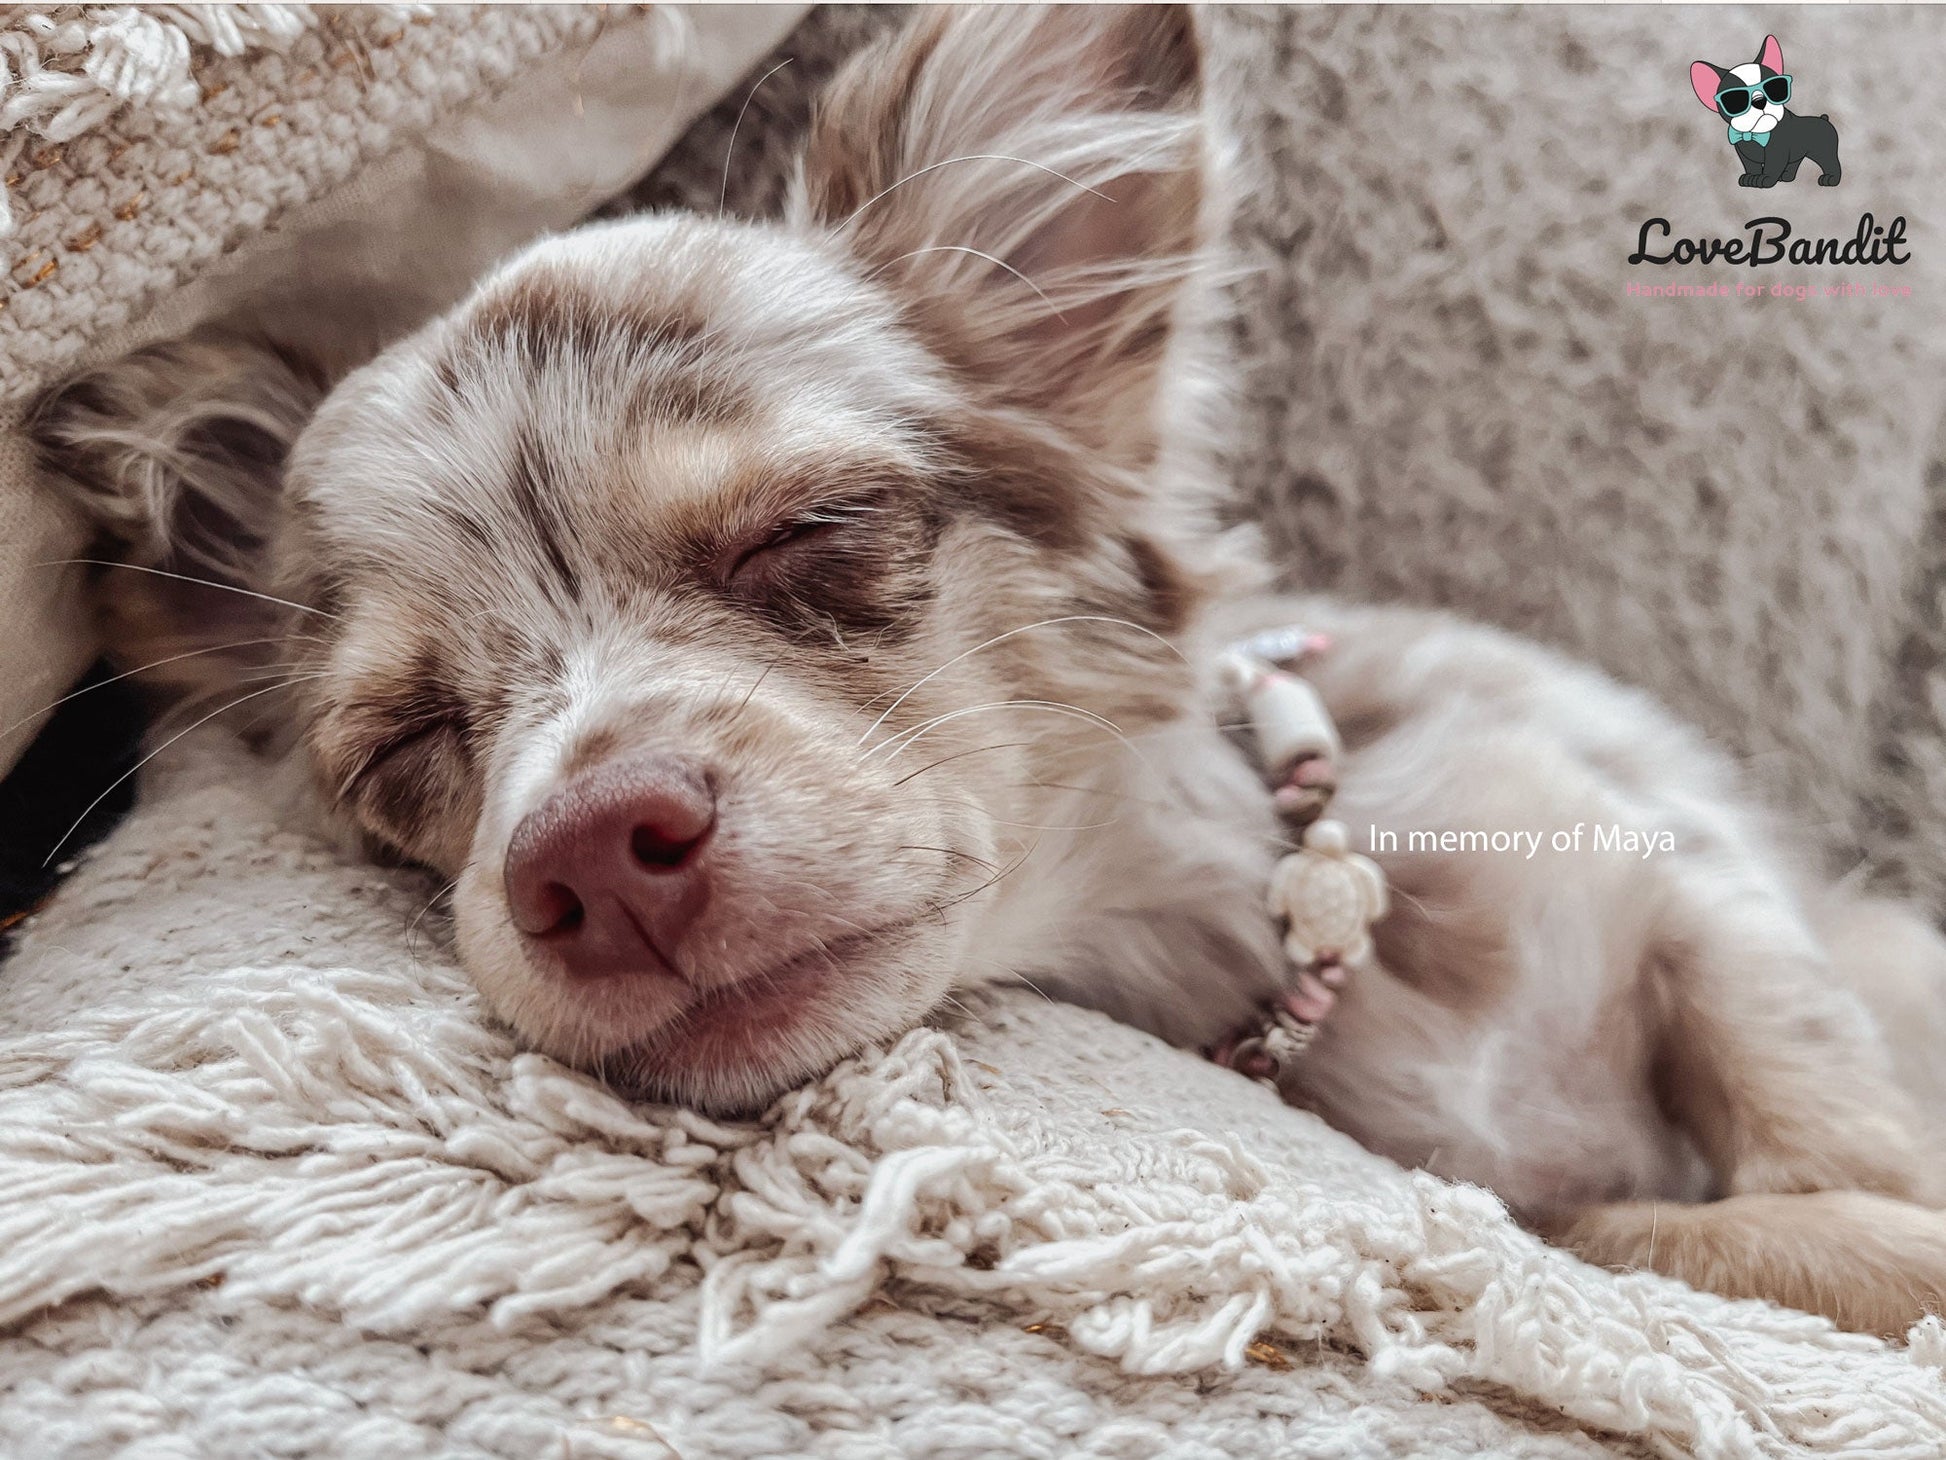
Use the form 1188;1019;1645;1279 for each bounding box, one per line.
34;6;1945;1335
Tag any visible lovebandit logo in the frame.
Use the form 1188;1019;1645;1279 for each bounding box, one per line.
1630;213;1909;267
1688;34;1840;189
1628;32;1912;274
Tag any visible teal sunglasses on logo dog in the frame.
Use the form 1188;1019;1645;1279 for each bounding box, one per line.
1716;75;1791;114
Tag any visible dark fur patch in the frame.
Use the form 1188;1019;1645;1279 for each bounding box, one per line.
507;426;583;603
928;410;1095;553
467;269;711;358
447;270;753;431
626;365;751;430
1119;532;1201;635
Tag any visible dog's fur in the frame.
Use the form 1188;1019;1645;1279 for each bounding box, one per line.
31;7;1946;1335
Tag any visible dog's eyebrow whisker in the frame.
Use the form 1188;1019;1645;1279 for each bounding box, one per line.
718;56;795;217
857;615;1186;747
866;246;1066;322
840;153;1112;231
39;672;328;869
38;559;338;621
0;637;293;741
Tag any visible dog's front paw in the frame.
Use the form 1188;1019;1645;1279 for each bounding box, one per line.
1738;175;1763;187
1818;175;1840;186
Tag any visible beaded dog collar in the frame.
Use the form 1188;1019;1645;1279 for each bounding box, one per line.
1208;627;1388;1084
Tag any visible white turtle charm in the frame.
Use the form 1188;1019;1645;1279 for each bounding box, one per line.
1271;818;1388;971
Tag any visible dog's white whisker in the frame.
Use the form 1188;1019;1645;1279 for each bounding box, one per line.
39;674;328;868
0;637;292;741
39;559;337;620
718;56;795;217
405;876;462;970
893;843;1000;873
889;741;1033;788
902;790;1124;836
857;616;1186;748
866;246;1066;322
865;698;1135;770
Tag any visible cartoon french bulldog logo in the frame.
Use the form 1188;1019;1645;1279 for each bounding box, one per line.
1690;35;1841;187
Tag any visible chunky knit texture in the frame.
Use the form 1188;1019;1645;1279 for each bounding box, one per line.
5;734;1946;1459
0;5;630;398
0;3;608;776
0;4;361;238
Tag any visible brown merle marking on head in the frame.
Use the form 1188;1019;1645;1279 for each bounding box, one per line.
466;267;712;358
625;363;753;432
1118;532;1203;637
506;424;583;604
438;267;755;434
925;408;1102;555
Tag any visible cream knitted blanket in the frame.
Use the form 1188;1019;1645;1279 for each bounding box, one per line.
4;735;1945;1458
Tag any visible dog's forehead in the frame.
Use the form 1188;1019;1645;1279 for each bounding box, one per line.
1728;62;1764;85
291;215;950;584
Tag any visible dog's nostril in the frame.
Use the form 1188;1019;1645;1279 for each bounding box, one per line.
632;820;705;868
533;882;585;937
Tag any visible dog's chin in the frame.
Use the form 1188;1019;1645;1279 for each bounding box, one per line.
454;896;961;1115
606;924;959;1115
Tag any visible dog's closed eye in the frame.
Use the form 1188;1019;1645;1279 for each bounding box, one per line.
341;716;467;799
720;495;909;618
342;717;478;864
726;512;853;582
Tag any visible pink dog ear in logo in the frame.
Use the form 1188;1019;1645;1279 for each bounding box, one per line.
1691;62;1726;110
1758;35;1783;73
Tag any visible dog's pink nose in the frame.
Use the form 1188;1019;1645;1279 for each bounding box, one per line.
503;754;717;979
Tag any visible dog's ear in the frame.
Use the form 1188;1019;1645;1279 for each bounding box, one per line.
1757;35;1783;74
29;333;329;704
1691;61;1730;111
794;5;1206;457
